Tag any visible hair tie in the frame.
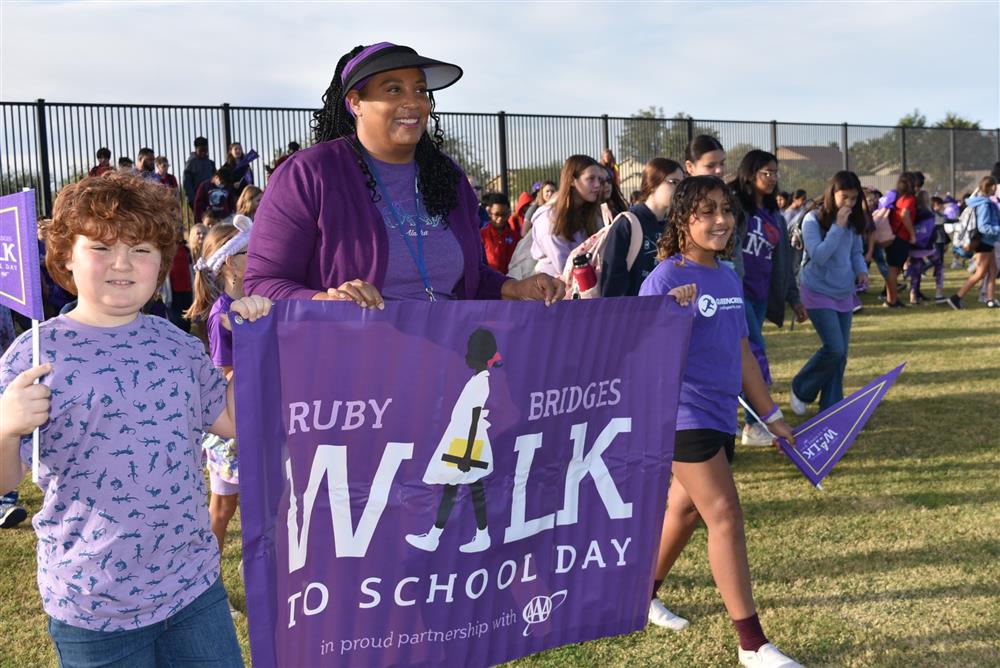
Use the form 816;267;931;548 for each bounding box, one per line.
487;352;503;369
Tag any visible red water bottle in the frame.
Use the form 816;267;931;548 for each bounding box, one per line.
572;253;597;293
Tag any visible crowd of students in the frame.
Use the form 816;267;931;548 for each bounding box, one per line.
1;38;999;668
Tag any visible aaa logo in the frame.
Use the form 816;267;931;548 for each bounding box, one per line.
522;590;568;637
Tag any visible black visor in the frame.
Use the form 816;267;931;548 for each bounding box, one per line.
342;45;463;95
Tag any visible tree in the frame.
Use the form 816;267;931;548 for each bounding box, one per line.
933;113;980;130
898;109;927;127
615;109;718;164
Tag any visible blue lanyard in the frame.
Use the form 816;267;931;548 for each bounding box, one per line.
363;155;436;302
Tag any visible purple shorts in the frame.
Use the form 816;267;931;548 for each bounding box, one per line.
209;470;239;496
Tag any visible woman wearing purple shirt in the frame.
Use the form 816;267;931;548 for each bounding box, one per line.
244;42;562;307
729;151;806;447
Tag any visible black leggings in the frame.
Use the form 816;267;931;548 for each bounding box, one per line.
434;482;488;530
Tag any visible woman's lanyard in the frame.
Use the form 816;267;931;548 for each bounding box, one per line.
363;155;436;302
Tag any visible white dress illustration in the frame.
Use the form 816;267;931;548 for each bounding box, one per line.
420;370;494;486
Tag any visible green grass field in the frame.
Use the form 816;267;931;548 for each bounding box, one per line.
2;269;998;667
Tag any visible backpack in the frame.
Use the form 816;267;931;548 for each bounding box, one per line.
910;209;936;250
952;205;977;257
871;207;895;247
560;211;644;298
207;185;230;216
505;203;551;281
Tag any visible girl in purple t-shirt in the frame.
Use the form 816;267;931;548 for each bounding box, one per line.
186;217;252;557
639;176;802;668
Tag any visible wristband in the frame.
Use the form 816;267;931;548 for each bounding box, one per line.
762;404;783;424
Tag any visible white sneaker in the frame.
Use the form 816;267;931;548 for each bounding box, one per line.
789;389;808;416
405;526;442;552
459;528;491;553
738;643;803;668
648;599;689;630
741;423;773;447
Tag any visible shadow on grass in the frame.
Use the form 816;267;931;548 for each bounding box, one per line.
742;490;996;521
762;581;1000;610
761;538;999;580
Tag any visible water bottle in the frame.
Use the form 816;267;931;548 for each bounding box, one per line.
572;253;597;294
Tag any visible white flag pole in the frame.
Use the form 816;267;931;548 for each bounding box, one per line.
31;318;40;483
739;396;823;491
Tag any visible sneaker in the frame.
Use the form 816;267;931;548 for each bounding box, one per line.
0;501;28;529
789;389;808;416
852;302;863;313
935;295;948;304
229;602;243;619
741;423;774;447
459;528;491;554
947;295;964;310
738;643;803;668
648;599;689;631
979;293;989;304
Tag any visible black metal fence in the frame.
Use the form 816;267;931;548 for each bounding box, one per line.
3;99;999;221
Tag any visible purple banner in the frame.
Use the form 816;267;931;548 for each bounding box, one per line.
0;191;43;321
234;298;692;667
779;363;905;487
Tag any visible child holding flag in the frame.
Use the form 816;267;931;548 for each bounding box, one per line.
639;176;802;668
0;173;271;666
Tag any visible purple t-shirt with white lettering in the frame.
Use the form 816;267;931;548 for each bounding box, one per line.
0;314;227;632
742;208;780;302
640;255;749;434
369;157;464;301
207;292;234;367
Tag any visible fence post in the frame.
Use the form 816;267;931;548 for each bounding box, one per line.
770;120;778;155
841;123;849;170
686;117;694;144
497;111;509;198
601;114;610;152
900;126;907;173
221;103;232;152
949;128;956;195
35;98;53;216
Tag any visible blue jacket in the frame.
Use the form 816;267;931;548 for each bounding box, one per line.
799;211;867;300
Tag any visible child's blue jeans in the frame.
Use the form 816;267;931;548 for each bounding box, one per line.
47;577;242;668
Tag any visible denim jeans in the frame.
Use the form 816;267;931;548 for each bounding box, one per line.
871;246;890;280
742;298;769;425
792;308;853;410
48;577;242;668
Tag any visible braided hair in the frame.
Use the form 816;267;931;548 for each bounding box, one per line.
312;45;460;222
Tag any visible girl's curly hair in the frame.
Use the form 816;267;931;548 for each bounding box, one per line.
46;172;179;294
657;176;739;261
312;45;460;223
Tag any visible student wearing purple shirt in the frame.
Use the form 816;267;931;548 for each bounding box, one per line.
0;173;271;666
640;176;802;668
729;150;806;447
244;42;563;307
185;220;252;560
791;172;869;415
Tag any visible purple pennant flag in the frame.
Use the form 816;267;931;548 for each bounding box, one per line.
233;297;693;668
0;191;43;321
779;363;905;487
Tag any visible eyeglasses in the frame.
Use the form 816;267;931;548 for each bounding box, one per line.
757;170;779;179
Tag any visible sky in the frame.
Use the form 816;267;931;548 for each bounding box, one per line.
2;1;999;129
